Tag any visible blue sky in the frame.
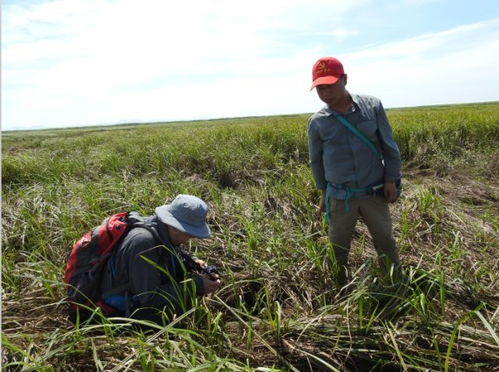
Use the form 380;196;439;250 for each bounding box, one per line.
2;0;499;131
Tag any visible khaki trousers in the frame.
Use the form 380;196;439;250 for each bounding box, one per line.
328;196;400;283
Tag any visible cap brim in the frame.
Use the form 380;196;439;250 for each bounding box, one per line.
310;75;341;90
155;206;211;239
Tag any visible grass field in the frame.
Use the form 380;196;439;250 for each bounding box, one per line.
2;102;499;371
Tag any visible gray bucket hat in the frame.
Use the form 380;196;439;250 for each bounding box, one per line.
155;194;211;239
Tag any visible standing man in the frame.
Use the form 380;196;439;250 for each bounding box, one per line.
307;57;402;287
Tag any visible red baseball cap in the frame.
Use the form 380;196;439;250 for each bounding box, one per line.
310;57;344;90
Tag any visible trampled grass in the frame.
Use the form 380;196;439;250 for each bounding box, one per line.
2;102;498;370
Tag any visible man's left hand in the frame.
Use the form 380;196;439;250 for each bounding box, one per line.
384;181;398;203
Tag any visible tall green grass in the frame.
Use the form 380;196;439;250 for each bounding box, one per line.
2;103;498;370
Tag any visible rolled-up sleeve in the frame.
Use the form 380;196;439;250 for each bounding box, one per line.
376;102;401;182
308;119;326;189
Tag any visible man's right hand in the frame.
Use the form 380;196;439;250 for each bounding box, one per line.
199;273;222;294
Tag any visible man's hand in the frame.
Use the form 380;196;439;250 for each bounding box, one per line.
194;258;207;269
199;273;222;294
384;181;398;203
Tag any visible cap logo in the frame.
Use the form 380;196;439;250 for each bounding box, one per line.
317;61;330;74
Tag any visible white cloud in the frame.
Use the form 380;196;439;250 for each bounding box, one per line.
4;0;365;129
403;0;440;5
2;1;499;130
343;18;499;106
314;29;360;41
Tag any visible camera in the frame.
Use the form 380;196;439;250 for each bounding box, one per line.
202;265;220;279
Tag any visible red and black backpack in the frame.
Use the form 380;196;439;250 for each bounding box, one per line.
64;212;151;313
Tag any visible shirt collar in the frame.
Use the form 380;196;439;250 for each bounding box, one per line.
149;215;176;248
318;93;360;117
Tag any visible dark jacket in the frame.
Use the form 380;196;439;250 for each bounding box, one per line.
99;215;204;316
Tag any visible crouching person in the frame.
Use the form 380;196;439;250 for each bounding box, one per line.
67;194;221;327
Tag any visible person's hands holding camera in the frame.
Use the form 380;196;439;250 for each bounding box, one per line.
199;273;221;294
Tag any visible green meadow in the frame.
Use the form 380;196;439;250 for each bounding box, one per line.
2;102;498;371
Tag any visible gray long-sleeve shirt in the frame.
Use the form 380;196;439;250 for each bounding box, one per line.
307;93;401;198
100;215;204;315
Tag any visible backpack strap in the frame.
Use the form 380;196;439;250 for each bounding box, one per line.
333;113;384;161
101;219;195;313
100;218;163;313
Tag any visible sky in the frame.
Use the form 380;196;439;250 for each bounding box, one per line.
2;0;499;131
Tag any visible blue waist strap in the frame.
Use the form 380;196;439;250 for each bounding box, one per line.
325;183;384;223
103;295;126;312
103;294;141;314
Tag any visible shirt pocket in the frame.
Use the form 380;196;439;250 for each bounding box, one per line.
356;120;378;142
318;120;342;143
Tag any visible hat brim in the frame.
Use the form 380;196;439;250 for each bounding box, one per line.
310;75;341;90
155;206;211;239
